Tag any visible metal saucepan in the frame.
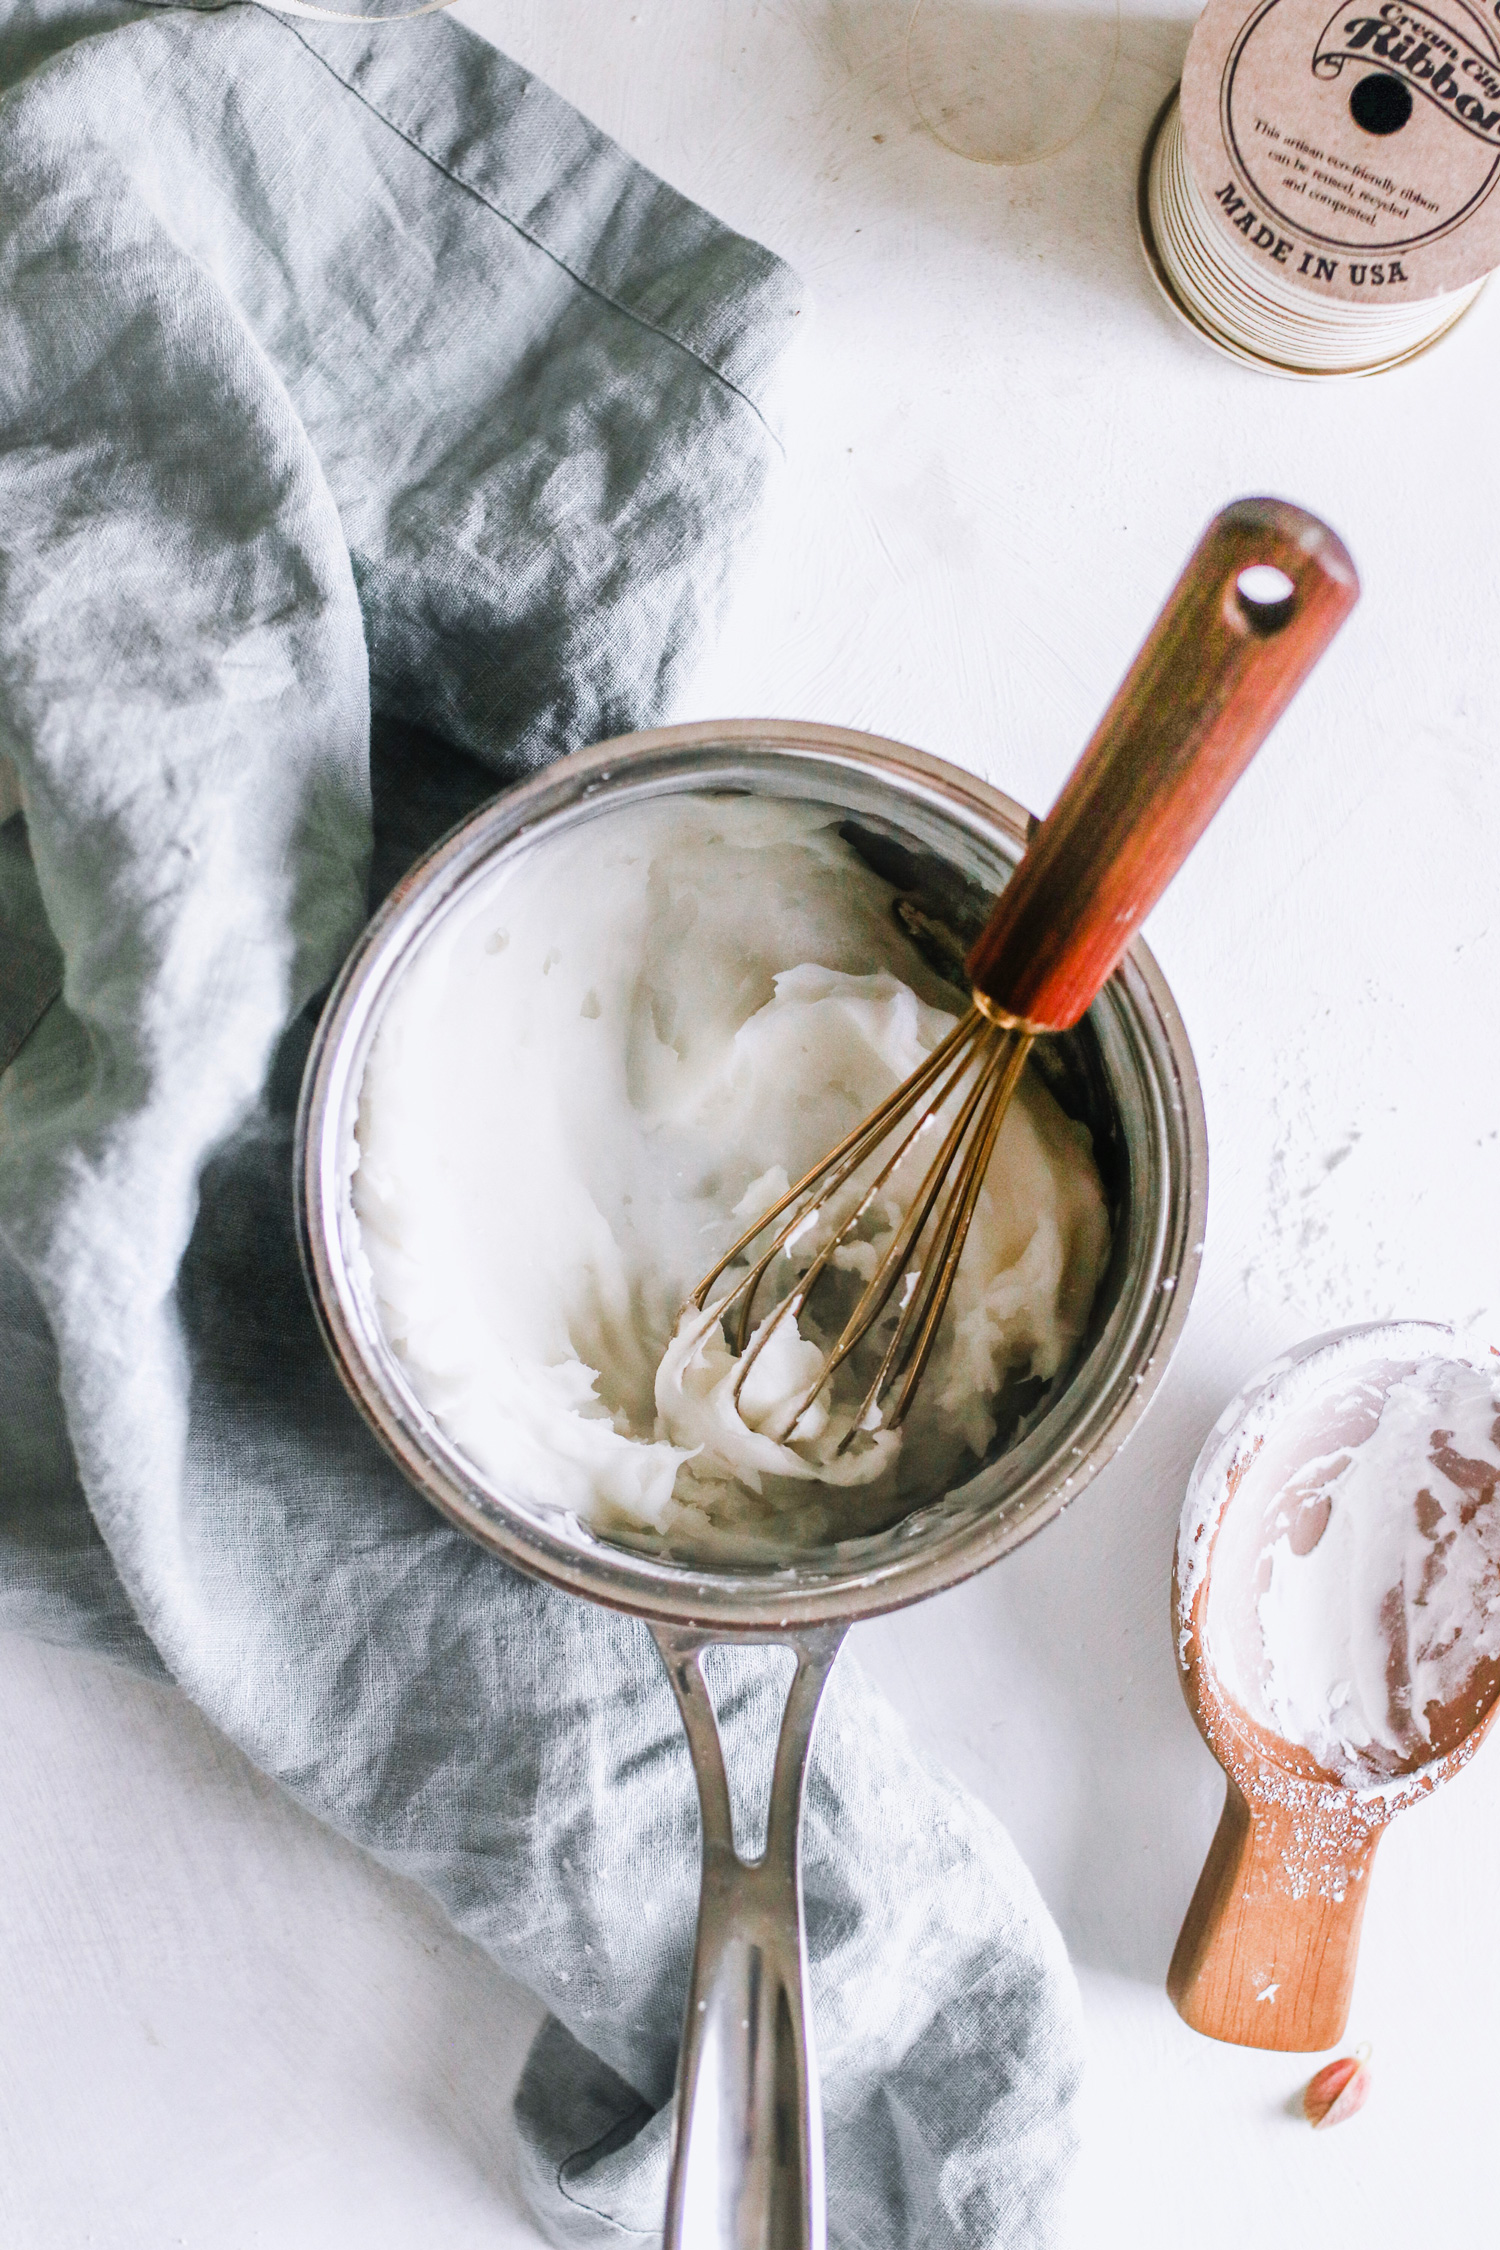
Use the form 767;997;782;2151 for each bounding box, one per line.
295;719;1206;2250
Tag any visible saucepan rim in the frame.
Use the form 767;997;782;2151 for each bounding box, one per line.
294;718;1207;1629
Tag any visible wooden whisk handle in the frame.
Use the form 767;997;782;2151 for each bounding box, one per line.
965;498;1359;1031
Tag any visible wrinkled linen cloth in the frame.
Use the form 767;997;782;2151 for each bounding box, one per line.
0;4;1083;2242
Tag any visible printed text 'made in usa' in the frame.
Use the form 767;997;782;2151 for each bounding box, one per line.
1214;183;1410;282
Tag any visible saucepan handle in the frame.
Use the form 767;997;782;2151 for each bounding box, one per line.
652;1621;849;2250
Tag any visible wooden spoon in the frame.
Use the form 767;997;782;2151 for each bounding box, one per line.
1168;1323;1500;2052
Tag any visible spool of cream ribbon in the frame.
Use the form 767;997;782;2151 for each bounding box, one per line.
1142;91;1485;375
1138;0;1500;377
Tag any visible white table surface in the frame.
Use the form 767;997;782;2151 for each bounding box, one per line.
4;2;1498;2242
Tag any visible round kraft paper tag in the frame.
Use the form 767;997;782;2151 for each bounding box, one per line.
1181;0;1500;302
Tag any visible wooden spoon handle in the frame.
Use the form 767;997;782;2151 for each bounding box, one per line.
1166;1778;1380;2052
965;498;1359;1030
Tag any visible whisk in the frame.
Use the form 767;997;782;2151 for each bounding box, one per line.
688;499;1358;1446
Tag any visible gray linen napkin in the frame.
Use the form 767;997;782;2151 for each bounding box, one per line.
0;4;1083;2241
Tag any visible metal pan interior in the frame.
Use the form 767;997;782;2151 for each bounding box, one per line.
296;720;1206;1629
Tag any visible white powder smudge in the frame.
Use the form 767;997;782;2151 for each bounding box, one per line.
1239;1025;1497;1346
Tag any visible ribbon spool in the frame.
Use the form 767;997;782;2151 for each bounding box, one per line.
1138;0;1500;375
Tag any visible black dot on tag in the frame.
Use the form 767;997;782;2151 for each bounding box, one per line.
1350;73;1414;135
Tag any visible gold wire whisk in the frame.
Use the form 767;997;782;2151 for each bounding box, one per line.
684;500;1361;1446
690;1003;1033;1446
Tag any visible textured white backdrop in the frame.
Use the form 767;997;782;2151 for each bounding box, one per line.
3;0;1497;2240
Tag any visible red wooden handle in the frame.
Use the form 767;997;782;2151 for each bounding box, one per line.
965;498;1359;1030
